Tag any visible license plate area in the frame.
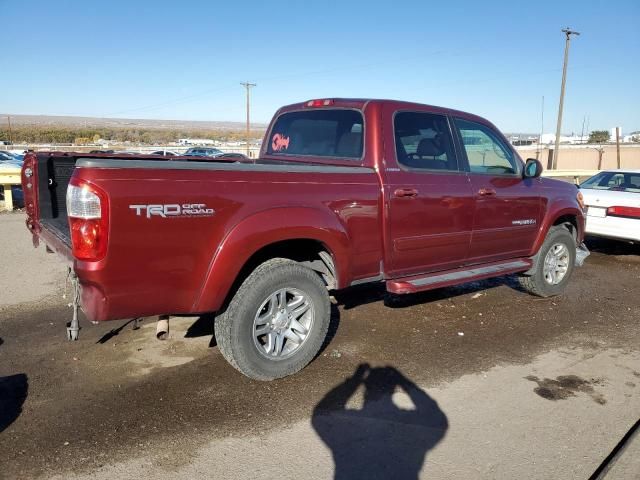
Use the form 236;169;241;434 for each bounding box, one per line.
587;206;607;218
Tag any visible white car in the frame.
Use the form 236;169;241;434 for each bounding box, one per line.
580;170;640;242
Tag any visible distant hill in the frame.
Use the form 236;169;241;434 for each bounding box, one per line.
1;114;267;132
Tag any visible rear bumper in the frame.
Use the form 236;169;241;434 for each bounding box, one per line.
586;215;640;242
36;225;124;323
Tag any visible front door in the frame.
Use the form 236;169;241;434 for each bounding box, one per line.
452;117;542;264
384;109;475;278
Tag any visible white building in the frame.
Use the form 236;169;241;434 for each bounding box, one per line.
610;127;622;141
538;133;588;145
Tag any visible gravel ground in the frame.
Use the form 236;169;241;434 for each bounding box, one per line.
0;211;638;480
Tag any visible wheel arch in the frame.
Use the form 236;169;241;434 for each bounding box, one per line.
532;203;584;256
193;207;350;313
525;208;583;276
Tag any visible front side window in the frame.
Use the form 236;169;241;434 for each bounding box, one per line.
266;109;363;159
394;112;458;171
454;118;518;175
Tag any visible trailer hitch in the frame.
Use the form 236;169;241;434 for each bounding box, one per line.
66;270;81;341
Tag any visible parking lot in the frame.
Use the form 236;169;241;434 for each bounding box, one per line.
0;210;638;479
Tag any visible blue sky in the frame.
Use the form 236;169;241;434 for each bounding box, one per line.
1;0;638;133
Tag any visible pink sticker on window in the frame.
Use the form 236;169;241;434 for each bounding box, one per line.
271;133;290;152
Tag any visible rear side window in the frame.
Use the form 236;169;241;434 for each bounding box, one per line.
266;109;363;159
394;112;458;171
454;118;518;175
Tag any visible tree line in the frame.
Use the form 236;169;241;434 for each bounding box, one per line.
0;126;265;145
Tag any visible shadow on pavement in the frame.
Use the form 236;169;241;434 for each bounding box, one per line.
336;274;523;312
96;318;137;344
586;237;639;256
312;364;448;480
185;313;217;347
0;373;28;434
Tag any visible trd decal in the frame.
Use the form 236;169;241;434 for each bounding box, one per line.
512;219;536;226
130;203;215;218
271;133;290;152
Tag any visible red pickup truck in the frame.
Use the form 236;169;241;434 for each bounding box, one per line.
21;98;588;380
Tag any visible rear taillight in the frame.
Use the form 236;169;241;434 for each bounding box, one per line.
66;180;109;261
606;206;640;219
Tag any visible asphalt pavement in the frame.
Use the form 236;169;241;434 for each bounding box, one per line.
0;211;638;480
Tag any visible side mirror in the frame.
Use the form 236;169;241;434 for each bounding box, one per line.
524;158;543;178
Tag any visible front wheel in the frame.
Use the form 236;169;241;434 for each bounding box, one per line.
518;226;576;297
214;258;330;380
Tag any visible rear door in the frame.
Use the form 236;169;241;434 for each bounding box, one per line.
383;108;474;278
452;118;542;264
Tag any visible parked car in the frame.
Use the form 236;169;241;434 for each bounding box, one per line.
580;170;640;242
183;147;224;158
217;152;250;161
0;151;25;208
10;152;25;163
0;151;23;166
150;150;177;157
21;98;588;380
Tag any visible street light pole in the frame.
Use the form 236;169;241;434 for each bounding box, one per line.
240;82;256;157
552;28;580;169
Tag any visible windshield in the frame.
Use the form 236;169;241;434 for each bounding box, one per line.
266;109;363;159
581;172;640;193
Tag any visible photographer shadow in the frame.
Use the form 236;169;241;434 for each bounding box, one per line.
312;364;448;480
0;373;28;434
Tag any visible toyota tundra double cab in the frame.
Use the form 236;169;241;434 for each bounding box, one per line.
21;98;589;380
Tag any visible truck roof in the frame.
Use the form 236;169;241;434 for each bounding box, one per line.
278;98;490;125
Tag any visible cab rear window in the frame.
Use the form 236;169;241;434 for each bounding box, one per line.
266;109;363;159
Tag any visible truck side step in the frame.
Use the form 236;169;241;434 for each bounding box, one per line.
386;259;532;295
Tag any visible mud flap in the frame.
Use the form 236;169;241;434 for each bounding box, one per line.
575;242;590;267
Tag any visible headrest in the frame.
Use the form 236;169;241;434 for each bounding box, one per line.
336;132;362;157
417;137;444;157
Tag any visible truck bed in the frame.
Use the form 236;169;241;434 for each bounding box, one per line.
27;152;383;321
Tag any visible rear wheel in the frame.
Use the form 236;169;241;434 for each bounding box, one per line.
518;226;576;297
214;258;330;380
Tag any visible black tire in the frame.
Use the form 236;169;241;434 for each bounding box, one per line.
214;258;330;381
518;226;576;297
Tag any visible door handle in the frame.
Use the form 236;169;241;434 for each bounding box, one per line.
478;188;496;196
394;188;418;198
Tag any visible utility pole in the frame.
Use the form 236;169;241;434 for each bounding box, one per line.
616;127;621;168
240;82;256;157
7;115;13;145
552;27;580;169
537;96;544;160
